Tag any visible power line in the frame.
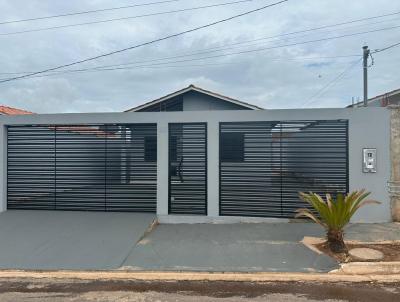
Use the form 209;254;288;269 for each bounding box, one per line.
301;58;362;107
0;7;397;76
300;39;400;108
0;54;359;76
4;23;398;81
1;62;245;80
66;17;395;72
194;14;400;54
0;9;397;76
0;0;183;25
0;55;357;80
0;0;288;84
372;40;400;53
1;4;399;36
0;0;267;36
91;23;397;71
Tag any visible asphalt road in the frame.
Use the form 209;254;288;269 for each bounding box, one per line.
0;278;398;301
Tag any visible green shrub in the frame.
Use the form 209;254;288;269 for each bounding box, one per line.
296;190;380;253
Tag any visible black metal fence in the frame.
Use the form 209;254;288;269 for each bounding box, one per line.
219;120;348;218
7;124;157;212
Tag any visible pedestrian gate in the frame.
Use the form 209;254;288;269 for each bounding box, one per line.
7;124;157;212
219;120;348;218
168;123;207;215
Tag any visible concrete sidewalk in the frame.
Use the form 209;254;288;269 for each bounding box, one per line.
121;222;400;273
122;223;336;272
345;223;400;241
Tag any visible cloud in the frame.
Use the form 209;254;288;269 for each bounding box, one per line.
0;0;399;112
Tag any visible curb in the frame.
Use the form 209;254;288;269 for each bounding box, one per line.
332;262;400;275
0;270;399;283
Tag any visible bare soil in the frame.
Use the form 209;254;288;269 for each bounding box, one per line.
0;278;399;302
316;241;400;263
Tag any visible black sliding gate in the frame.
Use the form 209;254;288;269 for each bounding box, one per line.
219;120;348;218
7;124;157;212
168;123;207;215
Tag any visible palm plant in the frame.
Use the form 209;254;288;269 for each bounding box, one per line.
295;190;380;253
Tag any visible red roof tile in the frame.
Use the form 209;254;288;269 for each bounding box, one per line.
0;105;34;115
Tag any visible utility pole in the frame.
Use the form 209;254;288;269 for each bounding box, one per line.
363;45;370;107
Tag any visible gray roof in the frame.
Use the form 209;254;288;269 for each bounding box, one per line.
125;84;264;112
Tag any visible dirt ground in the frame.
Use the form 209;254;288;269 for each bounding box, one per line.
0;278;398;302
316;242;400;262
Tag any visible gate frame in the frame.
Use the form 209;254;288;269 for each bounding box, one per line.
218;120;350;218
6;123;158;212
168;122;208;215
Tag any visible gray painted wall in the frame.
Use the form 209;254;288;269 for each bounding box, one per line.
0;107;391;222
182;91;248;111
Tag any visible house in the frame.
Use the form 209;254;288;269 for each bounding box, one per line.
0;105;33;115
0;86;392;223
125;84;263;112
347;88;400;108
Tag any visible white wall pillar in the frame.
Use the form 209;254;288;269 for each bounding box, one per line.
0;125;6;212
207;120;219;217
157;121;169;215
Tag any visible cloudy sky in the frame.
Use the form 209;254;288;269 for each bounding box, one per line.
0;0;399;113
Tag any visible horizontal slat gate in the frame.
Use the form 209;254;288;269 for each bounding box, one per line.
169;123;207;215
219;120;348;218
7;126;56;210
7;124;157;212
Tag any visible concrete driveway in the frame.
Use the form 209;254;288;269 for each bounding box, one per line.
0;210;155;270
1;211;397;272
122;223;338;273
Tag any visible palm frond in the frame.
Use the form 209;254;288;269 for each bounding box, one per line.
297;190;379;232
295;208;325;227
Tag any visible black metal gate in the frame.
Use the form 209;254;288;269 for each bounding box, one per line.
168;123;207;215
219;120;348;218
7;124;157;212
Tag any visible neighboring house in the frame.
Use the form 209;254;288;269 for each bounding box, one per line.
0;105;33;115
125;84;263;112
347;88;400;108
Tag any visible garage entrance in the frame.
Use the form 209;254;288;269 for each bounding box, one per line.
219;120;348;218
7;124;157;212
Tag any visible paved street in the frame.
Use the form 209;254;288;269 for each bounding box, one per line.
0;278;398;301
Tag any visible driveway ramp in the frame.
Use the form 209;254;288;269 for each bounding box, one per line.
0;210;155;270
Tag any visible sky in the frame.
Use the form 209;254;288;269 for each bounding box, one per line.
0;0;399;113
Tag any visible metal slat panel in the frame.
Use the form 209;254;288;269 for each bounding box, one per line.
54;125;106;211
106;124;157;212
168;123;207;215
219;120;348;218
279;120;348;217
7;126;56;210
7;123;157;212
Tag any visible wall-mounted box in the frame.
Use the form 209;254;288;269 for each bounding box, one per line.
363;148;377;173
